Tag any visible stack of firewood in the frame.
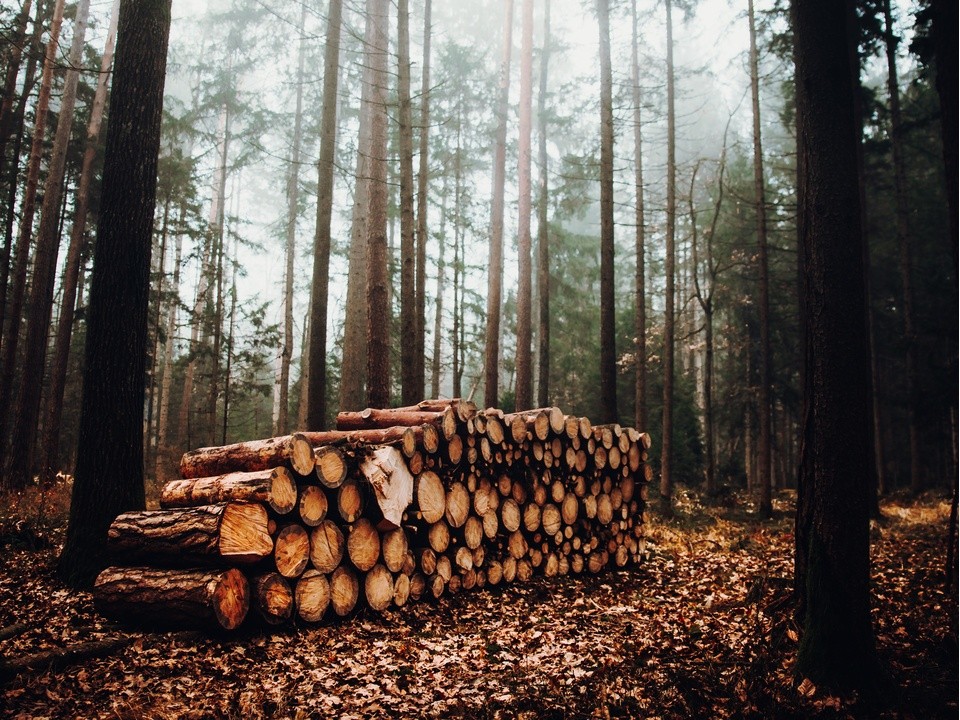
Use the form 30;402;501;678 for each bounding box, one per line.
93;399;652;631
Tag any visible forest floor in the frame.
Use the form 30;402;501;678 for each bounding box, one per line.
0;481;955;719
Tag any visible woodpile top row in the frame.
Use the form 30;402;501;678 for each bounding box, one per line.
93;399;653;631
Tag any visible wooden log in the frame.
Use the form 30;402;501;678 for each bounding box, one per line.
444;481;470;528
309;520;344;574
455;546;473;572
482;510;499;540
107;503;273;566
516;559;533;582
435;554;452;582
335;406;456;438
412;470;445;524
298;485;328;527
336;477;365;523
179;434;314;479
578;416;592;440
160;467;297;515
486;416;505;445
315;446;348;488
393;573;411;606
382;527;409;573
522;503;541;533
597;494;614;525
508;530;528;559
472;544;485;568
93;566;249;631
295;569;330;622
364;563;394;611
252;572;293;625
274;524;310;578
427;573;445;599
446;434;464;465
561;492;579;525
359;446;414;528
409;572;426;601
463;515;483;550
486;559;503;586
542;504;562;536
427;521;450;553
330;566;359;616
502;555;518;582
501;498;521;533
347;518;380;571
417;547;437;575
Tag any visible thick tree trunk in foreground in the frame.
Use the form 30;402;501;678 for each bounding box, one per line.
58;0;173;588
792;0;879;692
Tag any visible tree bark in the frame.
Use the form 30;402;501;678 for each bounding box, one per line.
597;0;617;425
515;0;534;411
307;0;342;430
398;0;417;405
483;0;514;409
659;0;676;516
275;3;308;436
414;0;432;405
536;0;551;409
630;0;647;433
39;0;120;485
748;0;773;517
792;0;879;692
58;0;172;588
0;0;65;483
365;0;391;409
430;183;447;398
0;0;32;184
881;0;921;494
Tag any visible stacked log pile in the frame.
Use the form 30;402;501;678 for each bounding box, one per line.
93;399;652;631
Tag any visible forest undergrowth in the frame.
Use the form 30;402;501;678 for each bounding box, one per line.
0;480;955;719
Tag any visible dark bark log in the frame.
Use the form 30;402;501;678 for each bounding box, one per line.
94;566;248;631
58;0;173;588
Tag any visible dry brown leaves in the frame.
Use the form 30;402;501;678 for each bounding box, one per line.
0;487;955;719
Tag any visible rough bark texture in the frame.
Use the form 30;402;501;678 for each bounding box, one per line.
659;0;676;516
58;0;172;588
40;0;120;485
630;0;647;433
597;0;617;425
398;0;417;405
307;0;342;430
536;0;551;409
515;0;534;412
93;566;249;631
792;0;879;692
365;0;391;409
483;0;514;409
748;0;773;517
414;0;432;404
160;468;297;515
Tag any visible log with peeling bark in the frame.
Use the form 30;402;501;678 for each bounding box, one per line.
107;503;273;566
336;406;458;440
179;434;315;479
93;566;249;630
161;467;298;515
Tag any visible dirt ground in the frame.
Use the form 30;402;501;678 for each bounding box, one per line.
0;484;955;719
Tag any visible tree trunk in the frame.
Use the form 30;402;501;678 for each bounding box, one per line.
365;0;390;409
536;0;551;409
398;0;417;405
0;0;32;184
452;107;463;399
58;0;172;589
154;216;183;482
414;0;432;405
483;0;514;409
748;0;772;517
8;0;91;489
881;0;921;494
630;0;647;433
38;0;120;486
275;3;308;436
431;184;447;398
597;0;617;425
340;3;377;413
792;0;879;692
206;102;230;447
515;0;534;412
0;0;65;482
659;0;676;516
307;0;342;430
